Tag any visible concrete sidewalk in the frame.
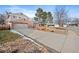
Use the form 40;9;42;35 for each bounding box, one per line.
62;30;79;53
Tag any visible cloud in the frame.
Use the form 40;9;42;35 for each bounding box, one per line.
6;5;35;18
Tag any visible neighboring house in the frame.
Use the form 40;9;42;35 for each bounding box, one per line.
5;13;30;23
4;12;34;28
67;22;79;27
53;24;67;27
46;21;54;26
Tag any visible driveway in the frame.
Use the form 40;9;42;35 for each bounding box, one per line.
13;24;79;53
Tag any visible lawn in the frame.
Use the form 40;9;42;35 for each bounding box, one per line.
0;30;20;44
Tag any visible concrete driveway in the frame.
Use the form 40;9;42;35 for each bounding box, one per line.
13;24;79;53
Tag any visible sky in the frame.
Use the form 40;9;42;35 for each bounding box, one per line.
0;5;79;18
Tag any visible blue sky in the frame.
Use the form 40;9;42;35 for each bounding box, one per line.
0;5;79;18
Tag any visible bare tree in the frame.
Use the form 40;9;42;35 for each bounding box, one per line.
73;18;79;24
54;5;68;27
0;14;5;24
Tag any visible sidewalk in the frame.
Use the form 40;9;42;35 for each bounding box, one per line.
62;30;79;52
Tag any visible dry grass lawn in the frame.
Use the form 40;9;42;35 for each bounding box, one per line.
0;30;20;44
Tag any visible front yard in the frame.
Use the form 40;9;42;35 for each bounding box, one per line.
0;30;49;53
0;30;20;44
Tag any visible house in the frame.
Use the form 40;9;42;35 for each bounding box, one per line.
5;13;30;23
67;22;79;27
4;12;34;29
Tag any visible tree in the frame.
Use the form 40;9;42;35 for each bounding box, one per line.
72;18;79;25
34;17;38;21
41;11;47;25
34;8;53;26
0;14;5;24
47;12;53;23
54;5;68;27
35;8;47;25
73;18;79;23
5;11;12;19
35;8;43;23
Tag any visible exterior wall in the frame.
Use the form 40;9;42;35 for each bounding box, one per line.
0;24;10;30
